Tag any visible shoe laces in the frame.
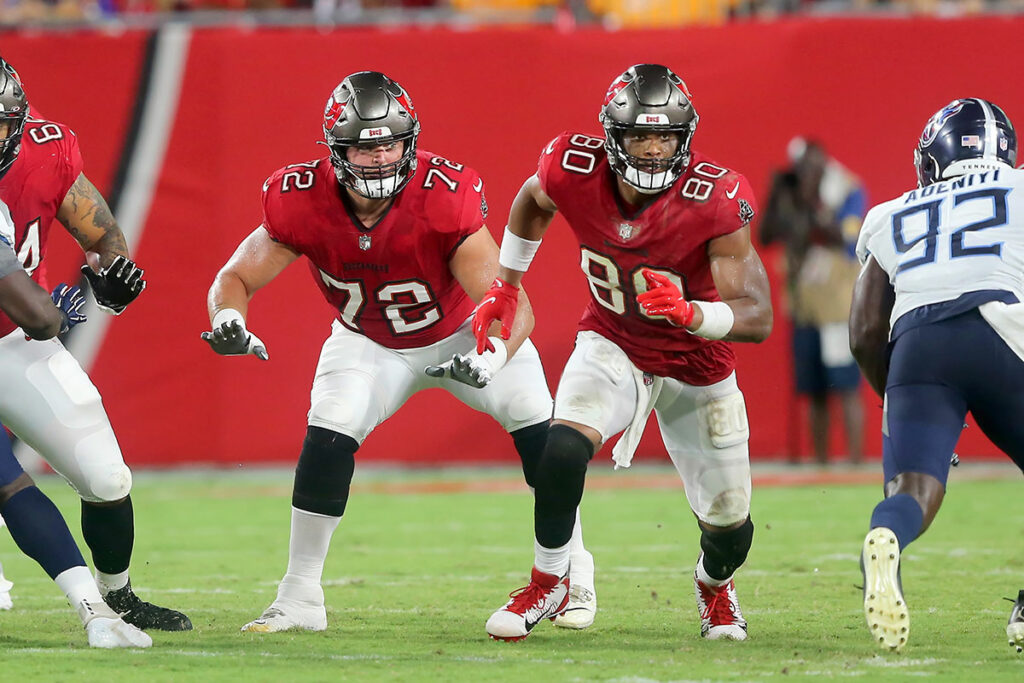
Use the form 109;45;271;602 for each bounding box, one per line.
699;581;737;624
506;581;551;615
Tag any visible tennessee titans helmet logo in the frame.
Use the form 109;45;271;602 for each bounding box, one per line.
919;101;965;147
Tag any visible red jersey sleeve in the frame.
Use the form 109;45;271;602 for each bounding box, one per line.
54;125;84;199
260;167;294;246
536;132;576;207
710;170;758;239
420;158;487;260
457;166;486;236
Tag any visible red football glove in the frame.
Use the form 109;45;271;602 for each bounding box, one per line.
637;268;695;327
472;277;520;354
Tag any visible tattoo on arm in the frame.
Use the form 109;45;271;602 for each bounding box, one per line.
58;174;129;265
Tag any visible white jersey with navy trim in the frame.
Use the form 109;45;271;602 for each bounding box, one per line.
856;166;1024;329
0;199;18;279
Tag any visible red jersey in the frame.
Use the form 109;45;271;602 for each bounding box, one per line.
0;117;83;337
262;150;487;349
537;132;757;385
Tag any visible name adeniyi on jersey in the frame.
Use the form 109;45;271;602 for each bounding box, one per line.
856;166;1024;333
537;132;758;386
0;116;82;337
261;150;487;347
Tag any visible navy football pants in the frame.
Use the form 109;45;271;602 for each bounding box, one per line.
884;309;1024;486
0;423;24;487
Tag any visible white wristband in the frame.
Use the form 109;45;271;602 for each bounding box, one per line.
212;308;246;330
498;227;542;272
476;336;509;375
691;301;734;340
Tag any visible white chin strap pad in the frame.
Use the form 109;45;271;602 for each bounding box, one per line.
337;167;404;199
623;165;678;194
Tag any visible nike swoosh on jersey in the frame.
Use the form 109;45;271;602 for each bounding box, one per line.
473;178;483;192
725;182;740;199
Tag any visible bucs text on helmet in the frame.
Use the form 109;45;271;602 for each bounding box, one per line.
914;98;1017;187
0;65;27;181
599;64;698;194
322;71;420;199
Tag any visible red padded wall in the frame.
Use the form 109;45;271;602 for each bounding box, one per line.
8;19;1023;465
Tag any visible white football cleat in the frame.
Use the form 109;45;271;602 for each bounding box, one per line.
241;581;327;634
554;549;596;629
241;601;328;633
0;570;13;611
694;554;747;641
78;600;153;649
486;567;570;641
862;527;908;651
1006;589;1024;653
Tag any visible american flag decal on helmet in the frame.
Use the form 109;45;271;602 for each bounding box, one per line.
737;199;755;227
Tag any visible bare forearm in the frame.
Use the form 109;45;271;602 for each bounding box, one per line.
207;270;253;323
853;344;888;398
500;176;555;289
721;297;773;343
494;288;536;357
0;273;63;339
88;231;129;265
58;174;130;266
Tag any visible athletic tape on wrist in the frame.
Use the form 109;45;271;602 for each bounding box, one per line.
692;301;734;340
473;336;508;375
212;308;246;330
498;227;542;272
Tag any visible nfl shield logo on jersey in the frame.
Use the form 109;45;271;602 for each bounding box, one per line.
359;234;372;251
618;223;635;241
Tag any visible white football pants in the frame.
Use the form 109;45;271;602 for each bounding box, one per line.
553;331;751;527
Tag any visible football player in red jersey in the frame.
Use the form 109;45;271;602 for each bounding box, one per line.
0;60;191;632
204;71;597;633
476;64;773;642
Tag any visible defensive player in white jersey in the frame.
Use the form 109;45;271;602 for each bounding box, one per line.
0;207;150;648
850;98;1024;652
204;71;596;633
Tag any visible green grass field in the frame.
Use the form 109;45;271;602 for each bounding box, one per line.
1;465;1022;681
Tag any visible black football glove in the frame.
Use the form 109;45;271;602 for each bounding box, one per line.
425;353;494;389
80;255;146;315
201;312;269;361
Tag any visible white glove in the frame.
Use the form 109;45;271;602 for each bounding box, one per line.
425;337;507;388
200;309;269;361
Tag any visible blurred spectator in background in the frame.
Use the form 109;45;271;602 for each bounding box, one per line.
760;138;866;464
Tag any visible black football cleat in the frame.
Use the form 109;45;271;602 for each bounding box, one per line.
104;580;193;631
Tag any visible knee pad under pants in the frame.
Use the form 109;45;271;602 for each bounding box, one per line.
534;425;594;548
293;426;358;517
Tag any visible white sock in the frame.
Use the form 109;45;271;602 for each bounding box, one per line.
280;507;341;588
696;554;731;588
95;569;130;595
0;559;12;591
568;508;585;557
56;566;105;622
534;539;570;577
